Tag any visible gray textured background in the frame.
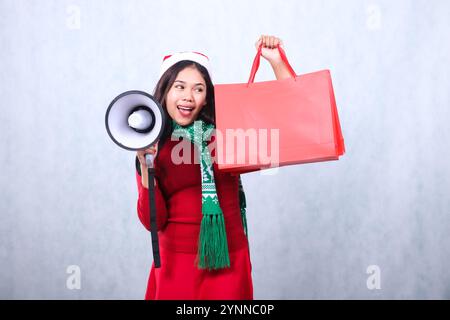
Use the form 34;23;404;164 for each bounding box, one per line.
1;0;449;299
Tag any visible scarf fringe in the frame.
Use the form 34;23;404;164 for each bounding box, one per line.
197;214;230;270
241;208;248;237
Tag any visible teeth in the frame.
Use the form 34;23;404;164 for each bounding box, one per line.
178;106;194;111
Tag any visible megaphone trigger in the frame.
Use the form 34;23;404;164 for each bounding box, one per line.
145;153;155;168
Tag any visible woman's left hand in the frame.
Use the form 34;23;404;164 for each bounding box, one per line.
255;35;284;64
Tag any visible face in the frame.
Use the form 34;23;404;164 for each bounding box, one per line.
165;66;207;126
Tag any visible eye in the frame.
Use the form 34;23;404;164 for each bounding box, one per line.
196;88;204;92
175;85;184;89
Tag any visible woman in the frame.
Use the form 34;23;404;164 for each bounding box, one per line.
135;35;292;300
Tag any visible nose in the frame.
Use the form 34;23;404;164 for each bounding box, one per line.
183;91;194;102
183;95;193;102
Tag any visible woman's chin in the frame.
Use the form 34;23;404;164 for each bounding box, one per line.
174;117;194;127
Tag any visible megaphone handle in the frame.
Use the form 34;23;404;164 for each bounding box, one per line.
145;154;155;168
147;166;161;268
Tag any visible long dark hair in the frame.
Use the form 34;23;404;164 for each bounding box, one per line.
152;60;215;148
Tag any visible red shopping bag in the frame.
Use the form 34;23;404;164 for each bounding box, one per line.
213;44;345;174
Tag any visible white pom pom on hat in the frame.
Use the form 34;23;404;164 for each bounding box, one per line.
159;51;211;79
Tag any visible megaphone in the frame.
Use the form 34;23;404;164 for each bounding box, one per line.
105;90;166;268
105;90;166;167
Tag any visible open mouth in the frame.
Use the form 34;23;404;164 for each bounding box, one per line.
177;105;195;117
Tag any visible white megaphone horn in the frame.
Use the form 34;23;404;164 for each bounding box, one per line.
105;90;166;167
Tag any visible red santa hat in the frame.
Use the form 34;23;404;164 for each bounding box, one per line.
159;51;211;78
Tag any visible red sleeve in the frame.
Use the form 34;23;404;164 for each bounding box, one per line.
135;170;168;232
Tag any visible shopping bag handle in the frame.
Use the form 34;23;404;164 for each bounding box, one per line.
247;43;297;87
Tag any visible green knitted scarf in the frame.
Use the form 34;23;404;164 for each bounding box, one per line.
172;119;248;270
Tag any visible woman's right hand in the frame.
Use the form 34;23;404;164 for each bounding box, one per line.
137;143;159;188
137;143;159;168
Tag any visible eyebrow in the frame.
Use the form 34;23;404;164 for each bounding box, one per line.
174;80;205;87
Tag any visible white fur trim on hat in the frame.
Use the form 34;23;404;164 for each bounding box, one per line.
159;51;211;78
